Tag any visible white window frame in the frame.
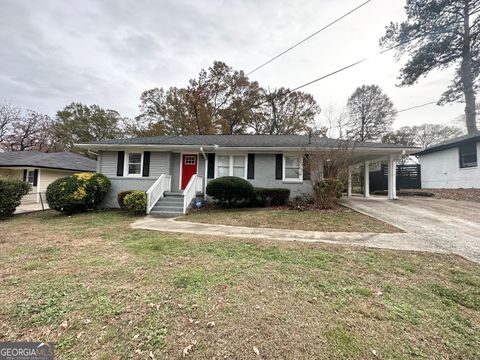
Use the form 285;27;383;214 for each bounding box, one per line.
214;154;248;179
26;169;36;185
124;152;143;177
283;153;303;183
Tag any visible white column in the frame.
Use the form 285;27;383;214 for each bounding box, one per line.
363;161;370;198
388;155;397;200
347;166;352;197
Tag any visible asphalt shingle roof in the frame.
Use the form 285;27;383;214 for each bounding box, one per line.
0;151;96;171
415;132;480;156
80;134;412;149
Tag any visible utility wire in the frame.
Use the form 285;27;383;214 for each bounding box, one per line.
246;0;372;75
396;101;438;113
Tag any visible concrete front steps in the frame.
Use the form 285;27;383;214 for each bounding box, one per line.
150;192;203;217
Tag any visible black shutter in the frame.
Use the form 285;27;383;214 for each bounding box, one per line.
275;154;283;180
23;169;27;182
142;151;150;177
247;154;255;179
207;153;215;179
303;154;310;180
117;151;125;176
33;169;38;186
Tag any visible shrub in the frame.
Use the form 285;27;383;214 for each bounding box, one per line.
254;188;291;207
117;190;135;209
312;179;343;209
206;176;255;208
0;178;30;220
123;191;147;215
289;193;315;210
46;172;110;215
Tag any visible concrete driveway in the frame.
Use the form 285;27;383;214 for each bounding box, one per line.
340;196;480;263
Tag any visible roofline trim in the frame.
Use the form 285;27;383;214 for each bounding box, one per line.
0;165;95;172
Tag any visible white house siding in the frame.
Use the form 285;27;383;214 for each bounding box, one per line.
0;168;22;180
98;151;119;177
420;143;480;188
38;169;77;193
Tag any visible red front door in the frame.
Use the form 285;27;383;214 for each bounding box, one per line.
181;154;198;189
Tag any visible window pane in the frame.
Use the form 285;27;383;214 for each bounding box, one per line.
218;156;229;167
285;156;299;168
460;143;478;168
285;168;299;178
233;167;244;177
233;156;245;166
129;164;141;174
129;153;141;164
27;172;35;184
218;166;229;177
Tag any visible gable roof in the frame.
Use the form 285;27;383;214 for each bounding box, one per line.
77;134;414;150
0;151;96;172
415;132;480;156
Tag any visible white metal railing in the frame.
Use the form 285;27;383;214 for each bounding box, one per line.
146;174;172;214
182;175;203;214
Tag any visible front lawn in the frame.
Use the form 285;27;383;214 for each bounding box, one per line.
181;207;400;233
1;211;479;359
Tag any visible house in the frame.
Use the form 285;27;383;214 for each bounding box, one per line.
0;151;97;202
415;132;480;189
77;135;418;216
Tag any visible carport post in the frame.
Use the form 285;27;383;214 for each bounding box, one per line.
347;166;352;197
363;161;370;198
388;155;397;200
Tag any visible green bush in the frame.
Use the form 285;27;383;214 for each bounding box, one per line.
206;176;255;208
312;179;344;209
0;178;30;220
123;191;147;215
117;190;135;209
254;188;291;207
46;172;110;215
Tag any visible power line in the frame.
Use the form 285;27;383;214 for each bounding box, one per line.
246;0;372;76
396;101;438;113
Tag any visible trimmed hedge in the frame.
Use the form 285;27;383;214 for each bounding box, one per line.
46;172;110;215
117;190;135;209
123;191;147;215
206;176;255;208
254;188;290;207
0;178;30;220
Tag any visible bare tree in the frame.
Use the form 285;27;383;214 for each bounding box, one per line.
3;110;54;151
0;102;19;144
320;104;349;139
306;141;355;209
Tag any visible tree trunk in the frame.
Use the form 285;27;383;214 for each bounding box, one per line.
462;1;478;133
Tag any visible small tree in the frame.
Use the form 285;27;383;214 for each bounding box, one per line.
306;142;354;209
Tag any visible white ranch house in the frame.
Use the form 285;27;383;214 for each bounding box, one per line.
77;135;419;216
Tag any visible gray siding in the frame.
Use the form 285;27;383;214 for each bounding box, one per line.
99;151;170;178
101;178;156;208
171;153;181;192
248;154;312;197
99;151;118;177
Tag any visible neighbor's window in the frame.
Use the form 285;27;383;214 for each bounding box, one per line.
216;155;247;178
127;153;142;175
27;170;35;185
459;143;477;168
284;155;302;181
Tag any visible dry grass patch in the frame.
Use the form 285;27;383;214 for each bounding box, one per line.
0;211;479;359
180;207;400;233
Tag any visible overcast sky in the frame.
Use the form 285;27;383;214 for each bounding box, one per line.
0;0;466;131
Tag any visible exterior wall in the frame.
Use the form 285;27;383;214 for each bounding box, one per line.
38;169;76;193
0;168;23;180
420;143;480;188
101;178;156;208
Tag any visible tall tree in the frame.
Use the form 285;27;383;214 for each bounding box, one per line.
382;123;464;148
54;102;127;151
0;103;54;151
346;85;396;141
380;0;480;133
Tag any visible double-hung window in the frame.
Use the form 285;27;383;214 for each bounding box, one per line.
126;152;143;176
459;143;477;168
283;155;303;182
26;170;35;185
216;155;247;178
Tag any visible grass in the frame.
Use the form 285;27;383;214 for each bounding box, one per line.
0;210;479;359
180;207;400;233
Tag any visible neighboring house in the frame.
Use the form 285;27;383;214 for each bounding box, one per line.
416;132;480;189
77;135;418;216
0;151;97;203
